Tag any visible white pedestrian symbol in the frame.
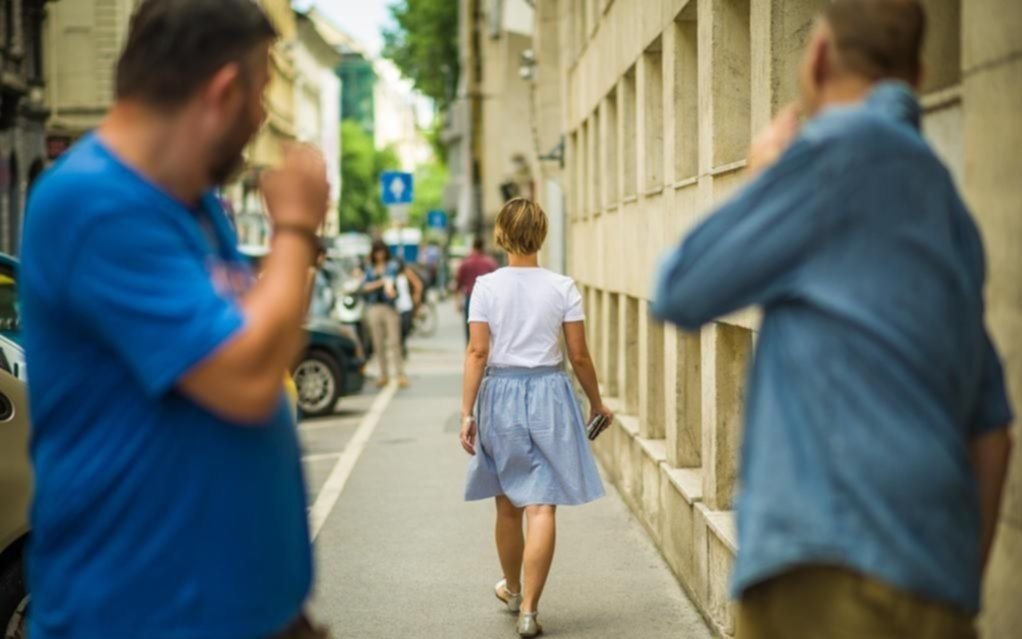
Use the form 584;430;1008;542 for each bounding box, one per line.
390;177;406;201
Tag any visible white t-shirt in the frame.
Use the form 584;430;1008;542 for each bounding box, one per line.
395;273;414;313
468;267;585;368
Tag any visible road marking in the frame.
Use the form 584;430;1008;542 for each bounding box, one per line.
307;382;399;541
301;452;343;463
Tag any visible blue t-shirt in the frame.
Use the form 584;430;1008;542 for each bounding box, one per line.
652;83;1013;614
21;135;312;638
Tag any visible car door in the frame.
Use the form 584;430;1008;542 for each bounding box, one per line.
0;369;31;552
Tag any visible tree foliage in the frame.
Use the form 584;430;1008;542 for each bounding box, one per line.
339;120;400;232
382;0;459;110
408;160;449;229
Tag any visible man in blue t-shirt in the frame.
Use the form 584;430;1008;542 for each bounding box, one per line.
21;1;330;637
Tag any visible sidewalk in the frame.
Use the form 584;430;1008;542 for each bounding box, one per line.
304;302;713;638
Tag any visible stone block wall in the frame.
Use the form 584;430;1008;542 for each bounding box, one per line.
553;0;1022;636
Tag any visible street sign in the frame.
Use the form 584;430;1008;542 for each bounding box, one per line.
426;210;448;229
389;204;410;225
380;171;414;205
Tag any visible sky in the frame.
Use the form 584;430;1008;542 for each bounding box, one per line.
297;0;395;57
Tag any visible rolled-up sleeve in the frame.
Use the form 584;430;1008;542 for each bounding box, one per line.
971;329;1014;437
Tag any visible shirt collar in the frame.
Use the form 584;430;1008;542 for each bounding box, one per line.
865;80;922;130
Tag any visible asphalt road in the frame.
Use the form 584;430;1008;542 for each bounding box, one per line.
300;301;712;639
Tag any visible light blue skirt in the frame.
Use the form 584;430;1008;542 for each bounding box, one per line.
464;366;605;507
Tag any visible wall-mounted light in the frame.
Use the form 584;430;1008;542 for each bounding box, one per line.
518;49;536;81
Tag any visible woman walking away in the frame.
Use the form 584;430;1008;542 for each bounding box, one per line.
460;198;613;637
362;240;408;388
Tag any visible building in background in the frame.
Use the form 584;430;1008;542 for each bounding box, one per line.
373;59;432;171
446;0;537;244
532;1;1022;637
44;0;134;143
232;0;298;246
312;7;431;173
295;10;343;237
338;51;376;137
0;0;56;255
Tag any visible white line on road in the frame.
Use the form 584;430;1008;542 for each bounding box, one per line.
307;382;399;541
301;452;343;463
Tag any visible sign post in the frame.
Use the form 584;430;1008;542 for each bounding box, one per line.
381;171;414;261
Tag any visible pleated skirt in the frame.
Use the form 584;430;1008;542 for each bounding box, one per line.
464;366;605;507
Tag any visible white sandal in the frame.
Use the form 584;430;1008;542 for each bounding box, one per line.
517;611;543;637
494;579;522;613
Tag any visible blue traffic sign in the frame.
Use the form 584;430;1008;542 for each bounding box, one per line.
426;210;448;229
380;171;414;205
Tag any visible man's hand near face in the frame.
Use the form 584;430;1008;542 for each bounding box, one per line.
748;102;803;176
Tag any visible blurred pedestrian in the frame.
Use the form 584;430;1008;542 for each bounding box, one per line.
652;2;1013;638
460;198;612;637
21;1;330;638
363;240;408;388
394;259;424;359
455;236;498;341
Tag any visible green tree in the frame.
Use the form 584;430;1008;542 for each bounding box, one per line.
339;120;400;232
408;160;449;229
382;0;459;110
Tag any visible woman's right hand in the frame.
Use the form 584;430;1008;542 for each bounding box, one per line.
459;416;477;456
590;403;614;425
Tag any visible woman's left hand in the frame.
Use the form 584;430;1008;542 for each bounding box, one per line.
459;416;477;456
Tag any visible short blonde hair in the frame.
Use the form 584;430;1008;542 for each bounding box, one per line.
494;198;548;255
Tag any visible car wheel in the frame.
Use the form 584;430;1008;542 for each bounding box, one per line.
0;551;28;639
294;351;342;418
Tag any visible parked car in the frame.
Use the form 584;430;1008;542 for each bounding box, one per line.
0;353;30;639
0;254;20;346
237;246;367;418
299;318;366;418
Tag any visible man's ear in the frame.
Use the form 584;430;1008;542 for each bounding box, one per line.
812;36;831;89
912;62;926;90
204;63;244;112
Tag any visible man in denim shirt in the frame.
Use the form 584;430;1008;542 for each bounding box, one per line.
652;2;1013;637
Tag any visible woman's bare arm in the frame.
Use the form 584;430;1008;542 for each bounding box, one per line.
563;321;613;423
460;321;490;455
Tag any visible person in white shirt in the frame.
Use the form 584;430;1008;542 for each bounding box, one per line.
460;198;614;637
394;260;423;359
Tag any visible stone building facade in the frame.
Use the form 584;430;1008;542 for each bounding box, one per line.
540;0;1022;636
449;0;539;239
0;0;54;255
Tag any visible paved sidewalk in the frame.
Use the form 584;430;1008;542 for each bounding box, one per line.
303;303;712;638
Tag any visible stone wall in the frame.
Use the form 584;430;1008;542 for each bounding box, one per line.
552;0;1022;636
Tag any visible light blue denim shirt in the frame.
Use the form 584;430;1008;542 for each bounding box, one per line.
651;82;1012;614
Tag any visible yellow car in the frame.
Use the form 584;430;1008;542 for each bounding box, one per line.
0;367;30;639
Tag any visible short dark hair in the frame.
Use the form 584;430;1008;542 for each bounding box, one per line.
370;240;391;264
117;0;277;108
824;0;926;84
473;237;486;252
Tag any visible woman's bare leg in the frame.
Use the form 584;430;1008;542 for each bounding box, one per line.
495;496;525;592
522;504;556;613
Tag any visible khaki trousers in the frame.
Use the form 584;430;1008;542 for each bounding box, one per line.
737;566;977;639
367;303;404;379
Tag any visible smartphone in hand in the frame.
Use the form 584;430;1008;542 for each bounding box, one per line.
586;414;609;441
